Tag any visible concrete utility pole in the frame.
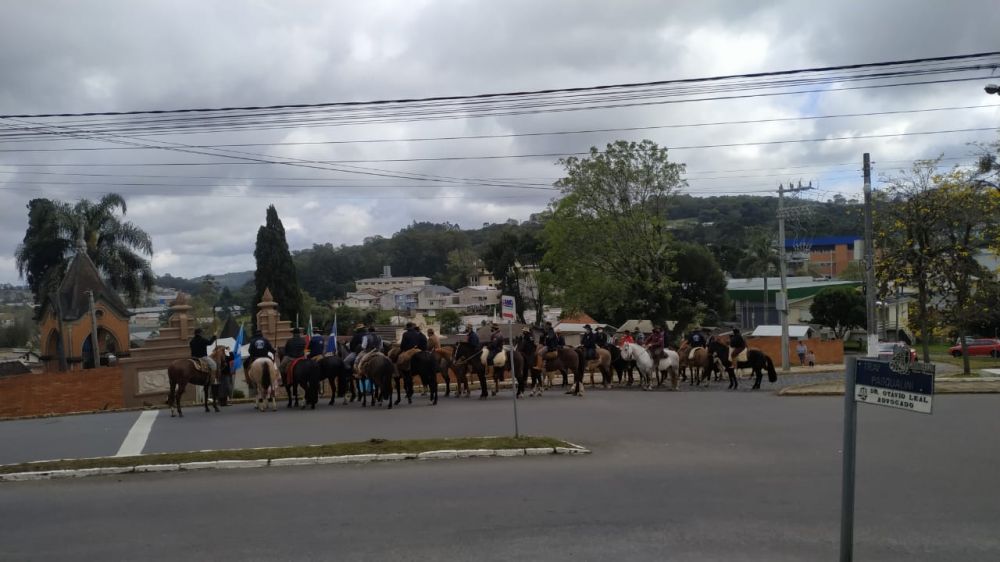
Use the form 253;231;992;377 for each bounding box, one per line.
863;153;878;358
777;181;813;371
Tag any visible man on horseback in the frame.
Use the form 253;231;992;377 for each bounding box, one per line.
486;324;504;367
344;323;365;371
307;331;325;359
685;327;706;360
279;327;306;377
581;324;598;360
426;327;440;351
729;327;748;363
465;323;480;350
645;325;665;360
189;328;218;375
595;326;609;349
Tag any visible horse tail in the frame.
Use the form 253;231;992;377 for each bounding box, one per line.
262;360;271;389
765;355;778;382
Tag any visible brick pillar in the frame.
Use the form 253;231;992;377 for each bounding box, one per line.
257;288;279;343
167;292;194;340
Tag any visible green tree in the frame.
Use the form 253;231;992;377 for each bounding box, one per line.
482;229;543;322
15;194;154;308
436;309;462;335
445;247;480;289
543;140;685;326
809;287;866;338
736;228;780;324
670;242;729;334
254;205;303;325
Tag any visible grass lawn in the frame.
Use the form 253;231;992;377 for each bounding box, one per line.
0;436;572;475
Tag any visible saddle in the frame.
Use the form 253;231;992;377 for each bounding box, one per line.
355;351;381;376
396;348;421;371
730;348;748;363
190;357;213;374
480;348;507;368
285;356;307;385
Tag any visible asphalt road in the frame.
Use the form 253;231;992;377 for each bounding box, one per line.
1;388;998;560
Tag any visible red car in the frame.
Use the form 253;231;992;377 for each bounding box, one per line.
949;338;1000;358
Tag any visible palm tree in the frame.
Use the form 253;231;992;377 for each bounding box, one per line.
737;229;781;327
16;193;154;308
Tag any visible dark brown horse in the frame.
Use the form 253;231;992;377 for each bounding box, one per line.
536;347;583;396
166;346;227;418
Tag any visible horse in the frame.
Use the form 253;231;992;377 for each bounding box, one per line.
434;345;458;398
166;346;228;418
705;339;738;389
245;357;280;412
606;344;630;385
687;346;712;386
452;341;490;399
409;350;440;405
515;337;546;397
707;339;778;390
358;352;396;409
537;347;583;396
577;346;614;388
441;345;471;397
318;354;352;406
282;356;323;409
620;343;681;390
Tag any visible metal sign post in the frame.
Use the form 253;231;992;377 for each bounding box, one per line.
501;295;519;438
840;356;858;562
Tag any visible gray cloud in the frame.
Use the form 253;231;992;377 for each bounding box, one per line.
1;0;998;282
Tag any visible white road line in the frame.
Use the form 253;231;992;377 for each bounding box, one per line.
115;410;159;457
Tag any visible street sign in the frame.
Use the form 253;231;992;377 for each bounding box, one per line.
855;357;935;414
500;294;516;323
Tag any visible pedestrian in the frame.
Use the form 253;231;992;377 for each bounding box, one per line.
806;348;816;367
796;340;807;366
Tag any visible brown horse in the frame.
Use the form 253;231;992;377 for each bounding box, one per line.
688;347;712;386
536;347;583;396
166;346;228;418
577;347;614;388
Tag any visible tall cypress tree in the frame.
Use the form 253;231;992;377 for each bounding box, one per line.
254;205;302;325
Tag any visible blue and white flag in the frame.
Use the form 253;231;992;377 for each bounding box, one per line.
232;323;245;371
324;314;338;354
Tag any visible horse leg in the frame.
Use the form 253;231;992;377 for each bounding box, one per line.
176;382;187;418
168;382;177;417
477;369;488;399
405;373;414;404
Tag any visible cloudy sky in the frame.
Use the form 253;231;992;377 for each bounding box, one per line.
1;0;998;284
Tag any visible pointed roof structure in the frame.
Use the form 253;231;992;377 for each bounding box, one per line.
219;315;240;338
51;249;131;321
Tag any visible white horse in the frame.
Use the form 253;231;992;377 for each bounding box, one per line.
245;357;280;412
620;343;680;390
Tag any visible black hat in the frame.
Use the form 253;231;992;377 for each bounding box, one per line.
253;328;262;336
490;324;499;331
405;322;415;329
194;328;203;335
584;324;592;330
292;327;301;335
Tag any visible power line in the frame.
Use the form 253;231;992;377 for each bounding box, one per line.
4;51;997;119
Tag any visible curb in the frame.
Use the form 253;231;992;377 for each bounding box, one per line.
0;445;590;482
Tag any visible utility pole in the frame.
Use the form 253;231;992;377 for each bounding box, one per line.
863;153;878;358
777;181;813;371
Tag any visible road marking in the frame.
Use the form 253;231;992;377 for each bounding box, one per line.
115;410;158;457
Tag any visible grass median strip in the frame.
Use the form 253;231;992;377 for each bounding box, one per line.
0;436;574;476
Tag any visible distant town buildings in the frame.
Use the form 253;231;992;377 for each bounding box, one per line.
355;265;431;293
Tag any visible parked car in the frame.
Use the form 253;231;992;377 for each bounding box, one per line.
948;338;1000;358
876;342;917;362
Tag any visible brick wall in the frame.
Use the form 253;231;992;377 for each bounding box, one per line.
0;367;124;419
745;337;843;367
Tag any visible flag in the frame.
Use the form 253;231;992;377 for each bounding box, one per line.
325;314;338;354
307;315;314;339
232;323;245;372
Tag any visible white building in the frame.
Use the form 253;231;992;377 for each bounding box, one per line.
458;285;500;308
355;265;431;293
344;292;379;309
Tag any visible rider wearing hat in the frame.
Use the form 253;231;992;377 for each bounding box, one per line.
279;327;306;375
189;327;218;372
486;324;504;367
595;325;609;349
581;324;598;360
729;327;747;363
645;325;665;360
247;328;275;367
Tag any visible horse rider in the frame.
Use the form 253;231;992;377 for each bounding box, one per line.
414;325;428;351
486;324;504;367
729;328;748;363
426;327;440;351
189;328;218;375
307;330;325;359
556;329;566;348
279;327;306;378
581;324;598;360
620;330;635;346
685;327;707;360
520;326;535;347
344;323;365;370
396;322;424;370
246;328;276;389
465;323;480;350
645;325;665;360
633;328;645;345
595;325;609;349
356;325;383;371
